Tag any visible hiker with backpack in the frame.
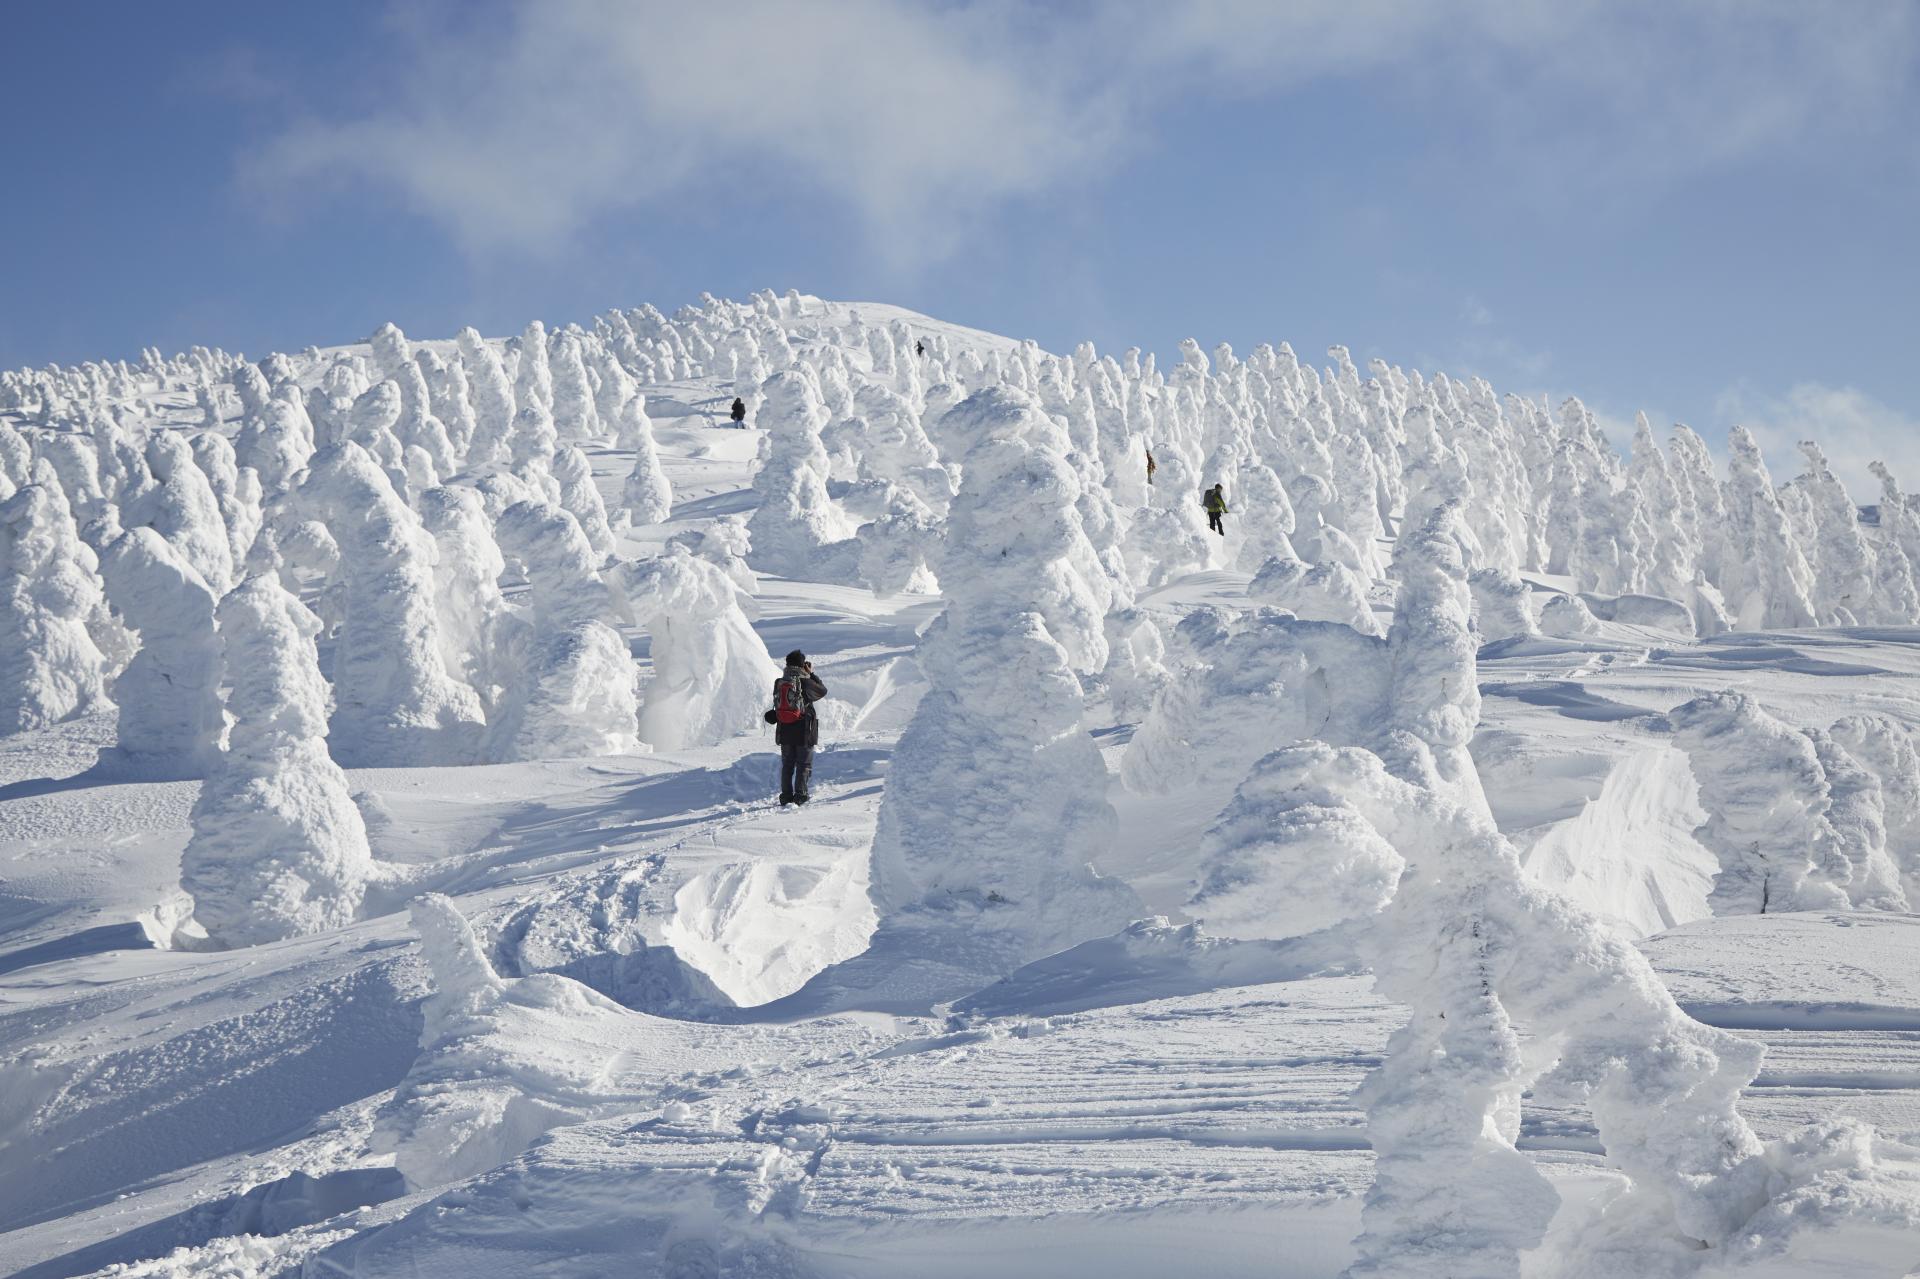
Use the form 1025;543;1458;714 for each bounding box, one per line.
767;649;828;805
729;396;747;425
1204;483;1229;535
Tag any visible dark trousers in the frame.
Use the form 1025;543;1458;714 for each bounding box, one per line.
780;738;813;800
1207;510;1225;534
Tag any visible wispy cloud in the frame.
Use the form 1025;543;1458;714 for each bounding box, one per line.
242;0;1920;259
1715;382;1920;497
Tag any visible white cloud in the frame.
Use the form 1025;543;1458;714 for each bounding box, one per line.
1715;382;1920;498
243;0;1920;258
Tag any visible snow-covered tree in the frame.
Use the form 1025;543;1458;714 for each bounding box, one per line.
1672;691;1903;913
458;327;516;472
190;431;263;576
615;391;673;527
234;390;315;495
550;444;615;560
182;575;373;947
0;483;111;734
130;431;234;594
612;545;779;751
867;402;1140;985
487;500;634;761
1467;566;1537;641
1792;441;1880;624
513;320;552;416
745;369;855;579
417;486;519;715
548;330;602;444
1247;556;1379;635
1719;426;1817;630
96;528;223;777
294;443;484;765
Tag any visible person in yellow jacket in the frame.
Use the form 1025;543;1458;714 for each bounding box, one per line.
1203;483;1228;535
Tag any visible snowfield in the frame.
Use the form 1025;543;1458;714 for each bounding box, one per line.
2;292;1919;1277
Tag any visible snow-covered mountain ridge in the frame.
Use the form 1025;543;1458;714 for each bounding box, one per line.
2;291;1918;1277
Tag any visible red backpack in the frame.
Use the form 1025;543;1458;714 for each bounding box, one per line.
774;672;809;725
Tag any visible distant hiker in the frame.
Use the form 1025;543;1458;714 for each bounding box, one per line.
1203;483;1228;535
768;649;828;806
729;396;747;425
1146;448;1157;486
914;339;926;357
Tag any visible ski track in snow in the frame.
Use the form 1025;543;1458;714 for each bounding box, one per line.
3;298;1920;1277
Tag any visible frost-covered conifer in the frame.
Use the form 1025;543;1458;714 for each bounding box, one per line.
0;483;111;734
190;431;263;577
1468;566;1537;641
391;358;458;480
939;388;1111;671
1246;556;1379;635
0;420;32;489
34;432;109;529
1671;692;1852;913
514;321;552;415
1625;413;1694;599
130;432;234;594
616;391;673;527
182;575;373;947
1809;728;1908;909
485;618;641;762
493;499;610;630
548;330;602;444
417;486;519;714
458;327;516;472
369;321;412;383
745;369;856;579
96;527;223;776
612;545;779;750
551;445;615;560
344;381;411;496
1720;426;1817;629
229;361;272;419
508;404;560;503
665;516;757;595
486;500;631;761
1832;714;1920;902
1538;591;1602;639
1793;441;1881;624
233;391;315;495
1230;461;1297;571
418;349;477;462
868;405;1139;981
294;443;484;765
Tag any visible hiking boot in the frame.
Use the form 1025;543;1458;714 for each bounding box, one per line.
779;793;794;806
793;793;811;805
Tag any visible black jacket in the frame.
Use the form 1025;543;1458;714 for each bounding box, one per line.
774;666;827;747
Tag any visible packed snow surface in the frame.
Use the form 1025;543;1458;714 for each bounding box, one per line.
3;292;1920;1277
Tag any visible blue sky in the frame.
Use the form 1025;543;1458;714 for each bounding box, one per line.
3;0;1916;489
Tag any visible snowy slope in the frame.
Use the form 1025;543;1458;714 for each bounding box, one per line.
2;294;1919;1277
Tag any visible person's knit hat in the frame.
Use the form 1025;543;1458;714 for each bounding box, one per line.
785;649;807;666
